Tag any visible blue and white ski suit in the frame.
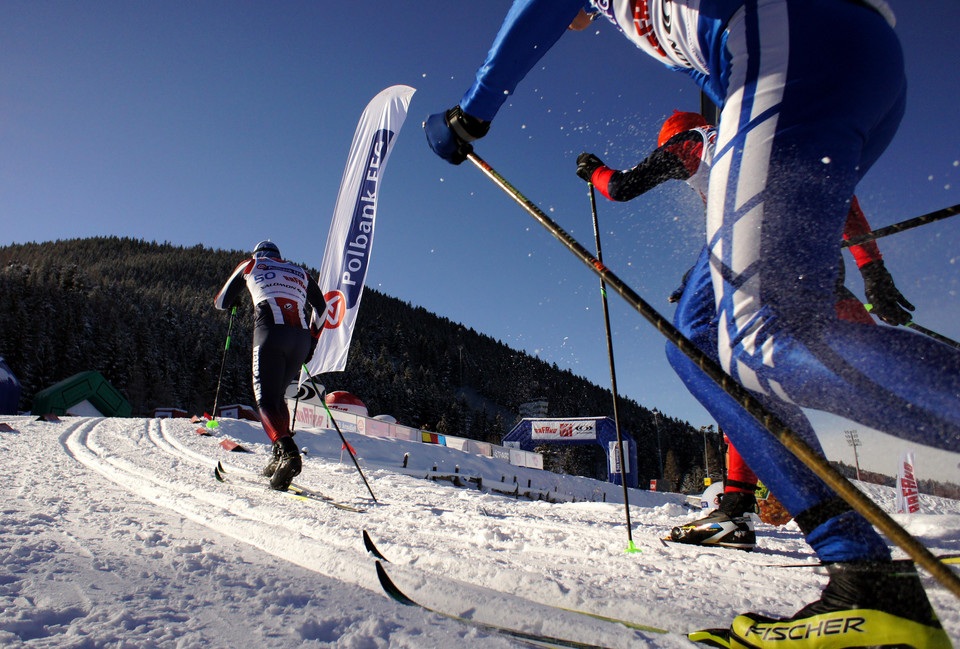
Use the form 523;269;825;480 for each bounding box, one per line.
453;0;960;562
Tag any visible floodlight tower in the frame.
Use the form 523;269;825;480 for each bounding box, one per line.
844;429;863;481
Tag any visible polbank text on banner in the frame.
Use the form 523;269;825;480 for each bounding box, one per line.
302;85;415;380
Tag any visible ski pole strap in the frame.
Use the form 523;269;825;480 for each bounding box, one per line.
842;202;960;247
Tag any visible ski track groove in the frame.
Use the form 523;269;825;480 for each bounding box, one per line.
72;417;654;642
51;417;960;647
60;418;681;641
18;415;955;647
51;417;675;647
61;419;386;592
11;417;521;649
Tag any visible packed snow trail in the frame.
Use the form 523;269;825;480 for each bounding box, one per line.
5;417;517;648
1;415;958;648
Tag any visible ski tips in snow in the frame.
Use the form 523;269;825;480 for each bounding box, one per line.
363;529;389;562
373;560;623;649
375;561;418;607
363;530;668;640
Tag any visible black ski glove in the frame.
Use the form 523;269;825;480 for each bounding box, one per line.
423;105;490;165
576;152;605;183
859;259;915;325
668;266;695;303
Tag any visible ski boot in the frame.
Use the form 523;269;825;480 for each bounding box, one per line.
671;492;757;550
692;560;953;649
717;490;757;517
269;436;301;491
670;510;755;550
262;440;282;478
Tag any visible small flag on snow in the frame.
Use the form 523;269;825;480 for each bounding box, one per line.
219;439;248;453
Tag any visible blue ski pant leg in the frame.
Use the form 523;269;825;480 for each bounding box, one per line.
667;248;889;561
707;0;960;453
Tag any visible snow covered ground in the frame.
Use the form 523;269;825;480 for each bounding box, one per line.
2;415;958;648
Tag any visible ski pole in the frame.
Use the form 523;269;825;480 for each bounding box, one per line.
862;304;960;350
291;390;301;435
209;305;237;429
588;184;639;553
301;366;378;503
842;202;960;248
905;321;960;350
465;150;960;601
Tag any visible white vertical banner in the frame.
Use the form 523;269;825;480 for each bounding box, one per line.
895;451;920;514
302;85;415;380
608;441;631;475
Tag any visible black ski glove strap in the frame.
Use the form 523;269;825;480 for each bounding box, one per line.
446;105;490;144
576;152;605;183
860;259;915;326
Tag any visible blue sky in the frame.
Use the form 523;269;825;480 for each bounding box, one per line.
3;1;959;479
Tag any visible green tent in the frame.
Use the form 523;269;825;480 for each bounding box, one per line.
32;371;131;418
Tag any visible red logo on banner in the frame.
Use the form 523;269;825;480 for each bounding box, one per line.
323;290;347;330
559;423;573;437
900;461;920;513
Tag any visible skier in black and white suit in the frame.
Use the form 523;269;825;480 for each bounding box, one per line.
215;240;327;491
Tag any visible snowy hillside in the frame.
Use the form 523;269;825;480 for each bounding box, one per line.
2;415;958;648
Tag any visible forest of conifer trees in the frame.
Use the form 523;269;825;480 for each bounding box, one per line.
5;238;958;498
0;237;747;492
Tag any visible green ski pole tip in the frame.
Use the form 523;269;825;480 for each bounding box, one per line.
206;420;220;429
624;540;641;554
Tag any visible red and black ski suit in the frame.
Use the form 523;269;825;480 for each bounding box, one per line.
215;257;327;443
590;125;886;322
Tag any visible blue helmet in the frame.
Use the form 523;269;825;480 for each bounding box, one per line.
252;240;281;259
